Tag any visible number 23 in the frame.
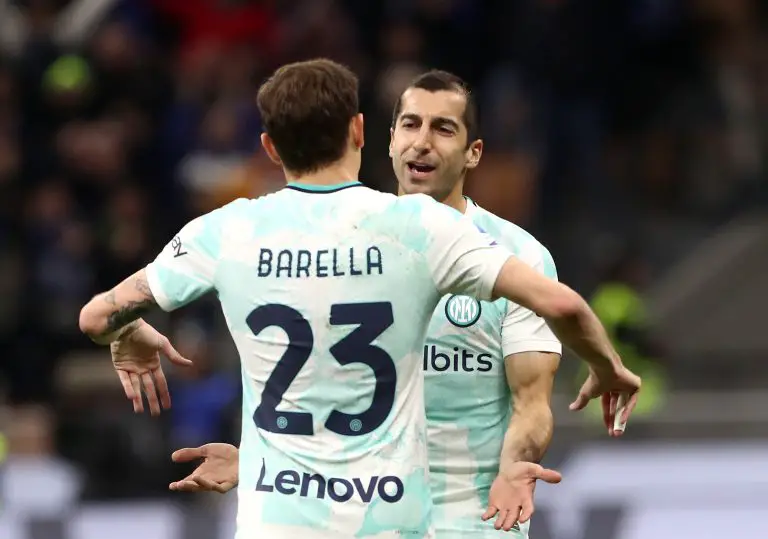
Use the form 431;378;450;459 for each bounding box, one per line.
247;302;396;437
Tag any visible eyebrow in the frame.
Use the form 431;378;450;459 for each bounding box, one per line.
399;113;460;131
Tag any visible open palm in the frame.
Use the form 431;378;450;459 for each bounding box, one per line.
110;320;191;415
482;462;562;532
170;443;239;493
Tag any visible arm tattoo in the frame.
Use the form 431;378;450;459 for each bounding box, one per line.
105;299;154;333
104;289;116;305
102;275;157;334
134;275;154;297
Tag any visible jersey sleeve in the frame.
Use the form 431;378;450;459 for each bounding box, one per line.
501;244;562;356
144;208;226;312
411;195;512;301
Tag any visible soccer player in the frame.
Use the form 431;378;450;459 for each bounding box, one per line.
393;70;564;538
168;70;622;537
79;59;640;539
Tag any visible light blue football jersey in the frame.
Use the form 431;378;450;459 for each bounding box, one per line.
423;199;561;539
145;182;512;539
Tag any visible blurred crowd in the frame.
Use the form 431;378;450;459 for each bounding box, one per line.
1;0;767;499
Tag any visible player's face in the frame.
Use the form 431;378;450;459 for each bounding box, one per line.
390;88;482;202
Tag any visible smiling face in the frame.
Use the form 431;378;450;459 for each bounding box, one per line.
390;87;482;204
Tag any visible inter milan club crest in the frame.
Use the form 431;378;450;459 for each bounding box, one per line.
445;295;482;327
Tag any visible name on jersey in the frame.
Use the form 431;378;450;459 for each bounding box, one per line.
257;247;383;278
255;459;404;504
423;345;492;372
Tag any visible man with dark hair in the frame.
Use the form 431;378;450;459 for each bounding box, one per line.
80;59;639;538
388;69;564;538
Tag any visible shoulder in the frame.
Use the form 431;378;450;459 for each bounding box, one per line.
471;204;556;277
376;193;465;233
391;193;460;217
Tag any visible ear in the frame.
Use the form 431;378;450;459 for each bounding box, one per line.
465;138;483;170
260;133;283;166
389;127;395;158
350;113;365;149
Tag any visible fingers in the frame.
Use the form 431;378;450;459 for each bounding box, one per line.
608;392;619;435
141;372;161;416
569;374;599;411
169;480;202;492
169;478;233;494
494;508;509;530
535;467;562;484
159;336;193;367
519;498;535;524
130;373;143;413
172;446;207;463
612;391;638;436
568;392;589;411
481;505;498;521
621;391;639;424
153;363;172;411
121;367;173;416
498;507;521;531
217;481;236;493
192;476;226;493
601;393;612;430
118;370;136;400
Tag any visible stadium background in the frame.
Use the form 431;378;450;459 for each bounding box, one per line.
1;1;767;538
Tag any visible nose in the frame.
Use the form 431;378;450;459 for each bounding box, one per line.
412;126;432;152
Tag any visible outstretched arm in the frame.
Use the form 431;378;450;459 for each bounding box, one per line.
492;257;618;372
491;256;640;424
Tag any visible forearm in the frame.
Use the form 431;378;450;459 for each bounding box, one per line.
546;298;622;373
79;269;156;345
492;259;622;373
498;404;553;474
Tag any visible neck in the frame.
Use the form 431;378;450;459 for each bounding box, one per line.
285;159;359;186
442;188;467;214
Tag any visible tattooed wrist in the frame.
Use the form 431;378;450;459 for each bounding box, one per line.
99;275;157;337
89;318;144;346
105;299;153;333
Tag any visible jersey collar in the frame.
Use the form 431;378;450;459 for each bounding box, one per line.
462;196;479;219
285;181;363;194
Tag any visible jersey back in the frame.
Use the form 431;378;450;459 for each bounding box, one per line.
144;183;511;539
423;200;561;538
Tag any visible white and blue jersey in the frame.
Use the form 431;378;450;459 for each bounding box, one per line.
424;199;562;539
145;182;512;539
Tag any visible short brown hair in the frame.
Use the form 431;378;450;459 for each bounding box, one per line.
257;59;359;175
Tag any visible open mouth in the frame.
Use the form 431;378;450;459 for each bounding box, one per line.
407;162;436;178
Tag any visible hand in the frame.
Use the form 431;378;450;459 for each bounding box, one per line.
482;462;562;531
169;443;239;493
569;364;641;436
111;319;192;415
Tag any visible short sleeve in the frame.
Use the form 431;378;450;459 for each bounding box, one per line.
408;194;513;301
145;208;225;312
501;244;562;356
